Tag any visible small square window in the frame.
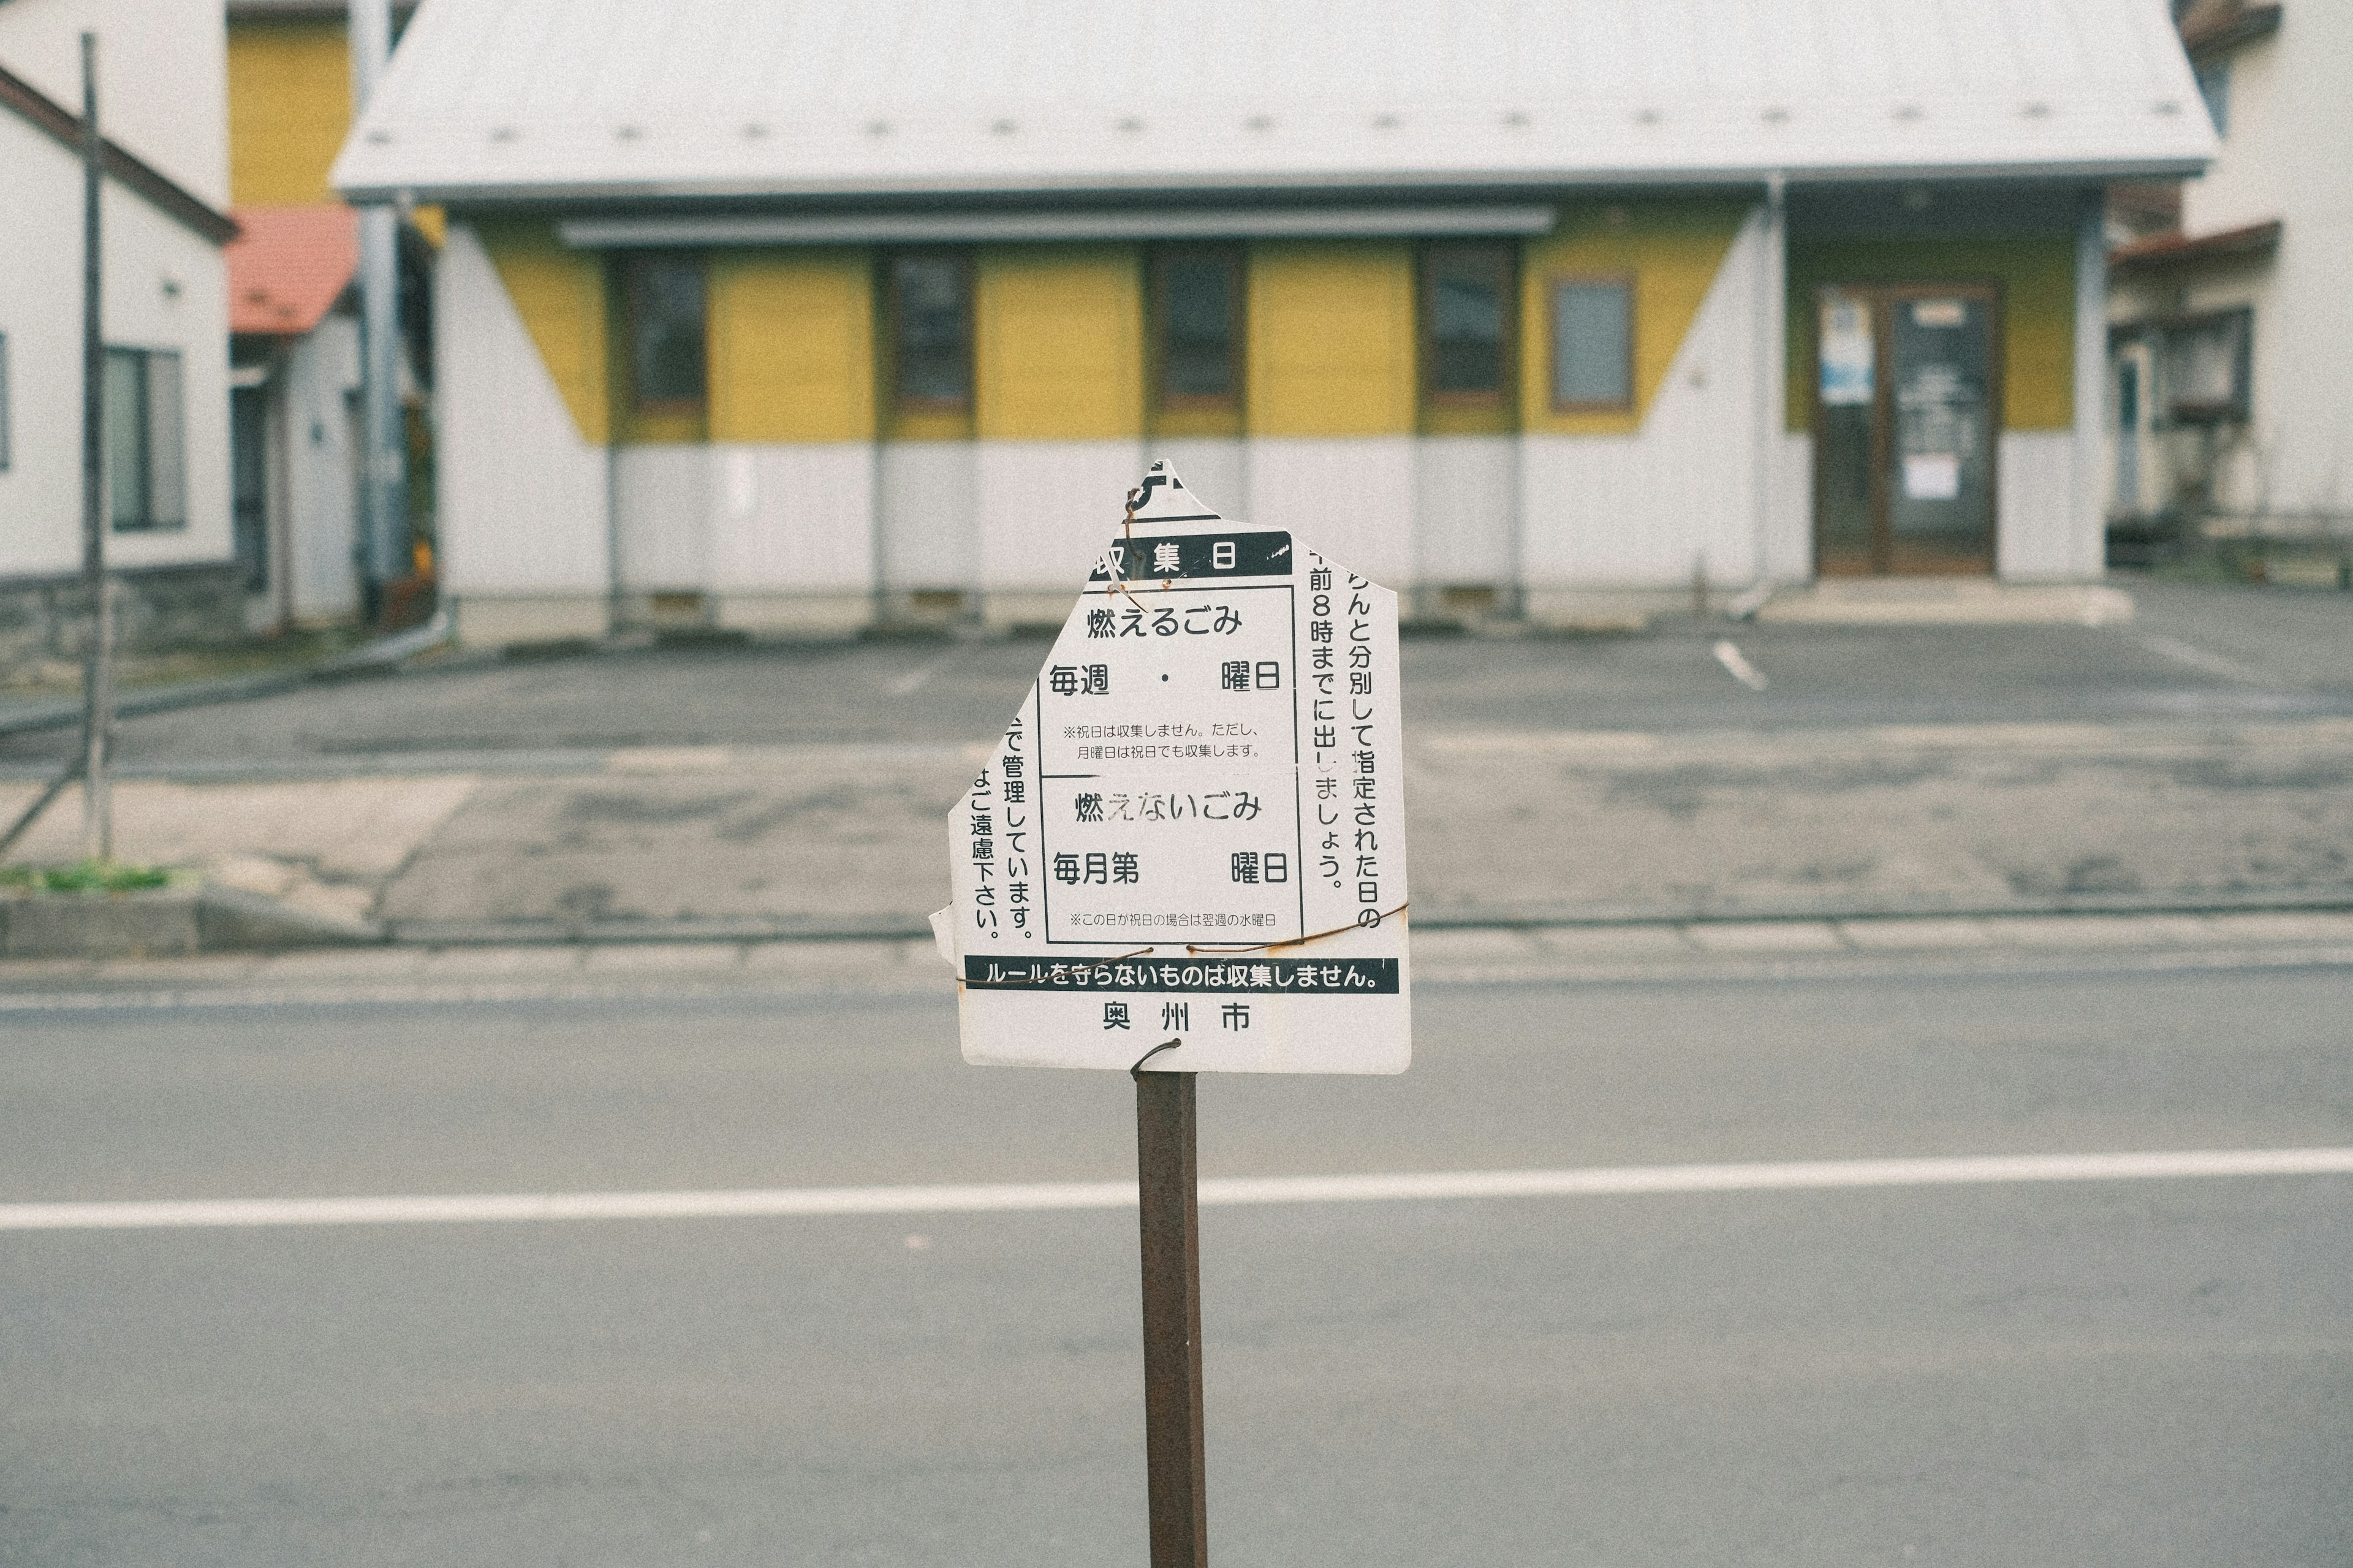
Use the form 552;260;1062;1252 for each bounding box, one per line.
1550;278;1633;411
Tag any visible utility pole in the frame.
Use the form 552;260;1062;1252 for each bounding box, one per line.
78;31;113;862
350;0;407;624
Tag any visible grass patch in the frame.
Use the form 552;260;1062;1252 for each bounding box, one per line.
0;860;177;895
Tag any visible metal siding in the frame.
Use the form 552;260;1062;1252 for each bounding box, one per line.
1246;436;1415;586
1522;208;1766;588
975;248;1144;441
708;250;875;444
478;221;612;445
436;224;612;596
976;438;1145;592
708;443;874;594
1246;243;1417;439
878;441;977;592
1995;430;2078;581
614;446;713;593
1414;436;1517;584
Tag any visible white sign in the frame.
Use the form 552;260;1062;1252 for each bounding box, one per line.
936;464;1411;1075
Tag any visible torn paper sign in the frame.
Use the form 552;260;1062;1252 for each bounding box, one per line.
938;462;1410;1074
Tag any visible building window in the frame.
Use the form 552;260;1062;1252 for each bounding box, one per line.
2162;306;2253;423
104;346;186;531
1152;249;1242;407
1421;243;1515;403
887;252;973;411
0;332;10;472
2195;58;2230;137
1549;278;1634;411
623;254;707;413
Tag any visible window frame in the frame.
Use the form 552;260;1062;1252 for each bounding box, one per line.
104;344;188;533
1418;241;1518;411
1148;246;1246;415
882;249;976;420
1547;273;1637;415
2158;303;2253;425
618;251;710;420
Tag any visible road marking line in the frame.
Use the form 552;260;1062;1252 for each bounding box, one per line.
6;1148;2346;1233
2138;633;2278;687
1711;639;1770;691
888;647;964;696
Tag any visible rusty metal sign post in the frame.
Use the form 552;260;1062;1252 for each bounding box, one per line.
1134;1058;1207;1567
938;463;1411;1564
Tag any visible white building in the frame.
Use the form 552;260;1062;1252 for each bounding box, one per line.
2109;0;2352;566
0;0;240;668
336;0;2210;645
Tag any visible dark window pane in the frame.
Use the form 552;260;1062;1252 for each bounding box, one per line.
145;349;185;527
1428;248;1508;396
1161;255;1237;401
105;347;148;529
892;255;971;407
627;256;707;408
1552;280;1631;407
232;384;270;591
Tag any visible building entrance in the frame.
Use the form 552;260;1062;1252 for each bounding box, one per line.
1813;284;1999;575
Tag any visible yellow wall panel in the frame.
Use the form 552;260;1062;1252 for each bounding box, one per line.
478;222;610;445
1247;243;1416;438
227;18;352;208
976;248;1143;441
708;251;874;443
1786;234;2077;431
229;18;445;238
1520;201;1749;437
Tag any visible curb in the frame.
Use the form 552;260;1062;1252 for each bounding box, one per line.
0;885;380;960
379;893;2353;950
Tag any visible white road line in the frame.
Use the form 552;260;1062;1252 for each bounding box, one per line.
2138;633;2278;687
1711;639;1770;691
887;647;964;696
6;1148;2347;1233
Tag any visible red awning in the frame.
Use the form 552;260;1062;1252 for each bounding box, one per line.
227;205;359;336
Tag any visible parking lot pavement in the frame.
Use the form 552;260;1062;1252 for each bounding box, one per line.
0;582;2345;774
0;585;2348;935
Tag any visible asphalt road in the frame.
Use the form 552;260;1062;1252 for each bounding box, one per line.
4;961;2349;1564
2;581;2349;774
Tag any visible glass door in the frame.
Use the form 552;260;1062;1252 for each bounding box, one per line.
1813;285;1999;575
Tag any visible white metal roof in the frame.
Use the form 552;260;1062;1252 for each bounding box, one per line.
335;0;2215;205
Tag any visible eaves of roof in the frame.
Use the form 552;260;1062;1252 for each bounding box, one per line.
226;1;420;18
2181;3;2283;59
2110;217;2282;270
0;60;240;246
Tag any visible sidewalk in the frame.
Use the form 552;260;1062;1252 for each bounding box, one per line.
4;716;2352;942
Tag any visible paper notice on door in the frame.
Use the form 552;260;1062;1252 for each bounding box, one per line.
1903;453;1961;500
1820;298;1873;406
